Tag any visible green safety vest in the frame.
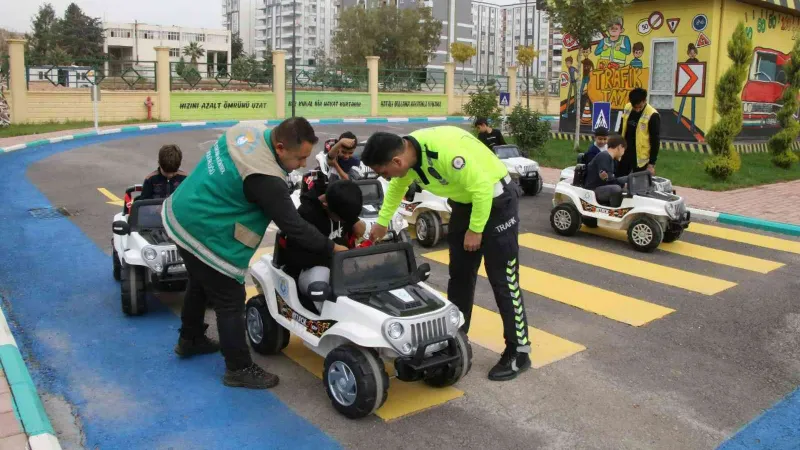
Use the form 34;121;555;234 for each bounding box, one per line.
377;126;509;233
161;124;288;283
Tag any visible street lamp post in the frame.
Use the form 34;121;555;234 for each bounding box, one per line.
291;0;297;117
524;0;530;109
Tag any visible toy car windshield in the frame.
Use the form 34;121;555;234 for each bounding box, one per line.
132;202;165;230
493;145;521;159
335;246;413;294
356;180;383;215
628;171;653;196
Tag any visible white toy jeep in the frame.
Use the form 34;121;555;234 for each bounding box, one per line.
245;231;472;419
491;144;544;195
111;185;187;315
399;183;451;248
559;153;676;194
550;165;691;252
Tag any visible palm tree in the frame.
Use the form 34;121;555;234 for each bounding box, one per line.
182;42;205;70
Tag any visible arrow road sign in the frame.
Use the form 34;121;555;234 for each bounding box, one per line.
675;62;707;97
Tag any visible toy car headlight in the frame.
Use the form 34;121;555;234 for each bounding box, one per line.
514;165;524;174
387;322;404;340
392;215;406;232
665;202;678;219
448;307;460;327
529;162;539;173
142;247;157;261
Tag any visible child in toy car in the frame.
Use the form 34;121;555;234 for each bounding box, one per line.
584;134;629;205
282;179;366;311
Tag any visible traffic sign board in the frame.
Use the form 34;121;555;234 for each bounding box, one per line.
667;18;680;33
560;72;569;87
692;14;708;32
649;11;664;30
696;32;711;48
592;102;611;132
499;92;510;107
675;62;706;97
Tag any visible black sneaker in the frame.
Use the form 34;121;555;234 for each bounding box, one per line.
223;363;280;389
488;348;531;381
174;335;220;358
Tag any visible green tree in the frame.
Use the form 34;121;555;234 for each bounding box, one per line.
506;104;551;157
768;39;800;169
231;33;244;60
55;3;104;62
704;22;753;179
450;42;476;77
26;3;59;65
462;79;502;128
332;5;441;69
175;57;187;77
183;41;206;70
540;0;632;149
516;45;539;110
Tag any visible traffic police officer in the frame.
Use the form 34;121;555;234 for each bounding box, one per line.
362;126;531;381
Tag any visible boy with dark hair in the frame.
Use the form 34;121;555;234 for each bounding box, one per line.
474;117;506;149
140;144;188;200
323;131;360;181
582;126;609;165
584;134;629;191
616;87;660;177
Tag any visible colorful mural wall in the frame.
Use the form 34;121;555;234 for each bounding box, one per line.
558;0;800;142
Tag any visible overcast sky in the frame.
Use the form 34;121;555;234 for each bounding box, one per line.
1;0;224;33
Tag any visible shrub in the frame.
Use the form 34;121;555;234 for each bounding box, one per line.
506;104;550;156
769;39;800;169
462;79;502;128
703;22;753;180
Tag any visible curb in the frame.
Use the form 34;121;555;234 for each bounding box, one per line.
0;305;61;450
548;131;800;154
543;182;800;237
0;115;558;154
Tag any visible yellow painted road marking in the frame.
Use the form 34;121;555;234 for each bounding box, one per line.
687;222;800;255
581;227;785;274
97;187;124;206
422;250;674;326
433;290;585;368
244;285;464;421
519;233;737;295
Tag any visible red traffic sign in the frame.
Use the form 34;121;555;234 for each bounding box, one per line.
696;32;711;48
649;11;664;30
560;72;569;87
675;62;707;97
667;18;680;33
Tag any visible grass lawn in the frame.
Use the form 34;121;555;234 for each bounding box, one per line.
534;138;800;191
0;119;161;139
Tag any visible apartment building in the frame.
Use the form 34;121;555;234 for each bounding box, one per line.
223;0;337;65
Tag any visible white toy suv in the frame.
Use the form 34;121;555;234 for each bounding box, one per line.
245;231;473;419
111;185;187;315
491;144;544;195
550;165;691;252
399;183;451;248
559;153;676;194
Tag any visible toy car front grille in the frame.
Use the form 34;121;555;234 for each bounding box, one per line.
164;249;182;264
410;317;448;346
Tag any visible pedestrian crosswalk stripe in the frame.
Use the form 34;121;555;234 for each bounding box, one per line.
581;227;785;274
422;250;675;326
518;233;737;295
244;287;464;422
687;223;800;255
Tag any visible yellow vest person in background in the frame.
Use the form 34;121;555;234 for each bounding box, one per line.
616;87;661;177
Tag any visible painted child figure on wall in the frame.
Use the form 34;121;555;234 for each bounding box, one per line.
564;56;580;117
630;42;645;68
677;43;700;132
594;17;632;68
579;46;594;102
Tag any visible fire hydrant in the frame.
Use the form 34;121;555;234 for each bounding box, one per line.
144;96;154;120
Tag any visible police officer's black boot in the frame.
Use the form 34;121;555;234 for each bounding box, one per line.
488;347;531;381
174;324;220;357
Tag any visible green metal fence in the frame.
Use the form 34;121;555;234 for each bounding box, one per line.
25;60;158;90
518;76;560;97
286;65;368;92
378;68;446;93
170;61;273;91
1;55;9;89
454;73;510;94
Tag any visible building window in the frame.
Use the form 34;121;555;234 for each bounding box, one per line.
138;30;159;39
167;31;180;41
169;48;180;57
650;40;678;109
109;28;132;38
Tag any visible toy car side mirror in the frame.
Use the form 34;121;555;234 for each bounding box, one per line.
413;263;431;283
307;281;331;302
112;220;130;235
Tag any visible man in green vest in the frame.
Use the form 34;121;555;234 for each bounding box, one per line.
616;87;661;177
362;126;532;382
162;117;349;389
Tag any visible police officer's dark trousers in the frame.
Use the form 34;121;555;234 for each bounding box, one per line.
446;180;531;353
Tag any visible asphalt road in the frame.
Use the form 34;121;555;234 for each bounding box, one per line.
14;124;800;449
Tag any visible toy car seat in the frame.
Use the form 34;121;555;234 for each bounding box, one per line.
577;152;585;164
595;184;623;207
572;164;587;187
272;232;288;269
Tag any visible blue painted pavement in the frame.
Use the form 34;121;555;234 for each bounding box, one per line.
0;126;342;449
717;387;800;450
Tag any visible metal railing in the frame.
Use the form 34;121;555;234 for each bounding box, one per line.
286;65;368;91
454;73;509;94
378;68;445;93
25;60;158;91
170;61;273;91
517;76;560;97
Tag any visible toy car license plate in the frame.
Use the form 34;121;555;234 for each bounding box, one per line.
167;264;185;273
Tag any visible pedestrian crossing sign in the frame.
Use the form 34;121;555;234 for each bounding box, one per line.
499;92;510;107
592;102;611;132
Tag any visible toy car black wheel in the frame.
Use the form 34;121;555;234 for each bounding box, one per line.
415;211;441;248
663;228;683;243
112;246;122;281
323;345;389;419
245;294;290;355
423;330;473;388
550;203;581;236
523;176;544;196
627;216;664;252
120;264;148;316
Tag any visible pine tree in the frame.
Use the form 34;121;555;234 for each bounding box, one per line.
55;3;105;63
768;39;800;169
704;22;753;180
27;4;58;65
